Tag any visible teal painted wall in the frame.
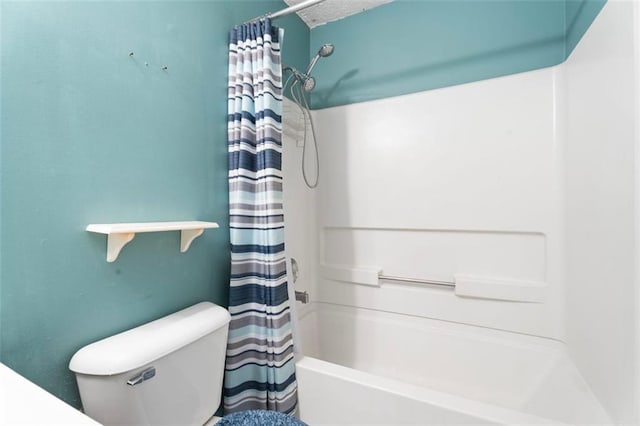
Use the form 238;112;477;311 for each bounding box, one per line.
309;0;605;109
0;0;308;408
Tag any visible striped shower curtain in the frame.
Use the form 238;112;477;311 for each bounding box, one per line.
224;19;298;415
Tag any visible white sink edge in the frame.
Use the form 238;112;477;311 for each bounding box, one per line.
0;363;100;425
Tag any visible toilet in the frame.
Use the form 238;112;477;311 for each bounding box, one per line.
69;302;231;426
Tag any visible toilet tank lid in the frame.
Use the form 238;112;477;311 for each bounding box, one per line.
69;302;230;376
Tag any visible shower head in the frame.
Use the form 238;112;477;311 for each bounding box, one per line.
286;66;316;92
302;76;316;92
305;43;335;75
318;43;334;57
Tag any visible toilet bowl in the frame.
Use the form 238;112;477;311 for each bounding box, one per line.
69;302;230;426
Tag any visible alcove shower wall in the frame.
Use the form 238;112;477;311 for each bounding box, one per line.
282;1;639;423
311;65;563;337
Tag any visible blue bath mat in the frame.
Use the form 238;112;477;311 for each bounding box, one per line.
216;410;308;426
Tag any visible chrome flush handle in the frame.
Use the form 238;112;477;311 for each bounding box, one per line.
127;367;156;386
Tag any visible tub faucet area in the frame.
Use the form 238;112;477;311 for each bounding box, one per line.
295;291;309;304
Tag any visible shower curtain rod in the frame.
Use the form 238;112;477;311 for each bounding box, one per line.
243;0;326;24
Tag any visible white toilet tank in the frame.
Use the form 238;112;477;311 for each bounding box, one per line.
69;302;230;426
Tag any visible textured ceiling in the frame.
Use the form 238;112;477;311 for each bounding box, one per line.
283;0;393;28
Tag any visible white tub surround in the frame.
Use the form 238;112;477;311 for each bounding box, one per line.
565;1;640;422
309;65;564;340
281;1;640;422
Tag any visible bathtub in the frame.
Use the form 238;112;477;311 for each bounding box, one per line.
294;303;610;425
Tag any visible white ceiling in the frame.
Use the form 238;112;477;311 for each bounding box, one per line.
283;0;393;28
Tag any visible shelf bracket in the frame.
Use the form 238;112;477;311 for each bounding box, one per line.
87;221;219;262
107;232;136;263
180;228;205;253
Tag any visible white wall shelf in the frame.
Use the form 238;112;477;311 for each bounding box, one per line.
86;221;219;262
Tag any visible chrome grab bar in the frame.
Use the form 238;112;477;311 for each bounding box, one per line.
378;274;455;288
